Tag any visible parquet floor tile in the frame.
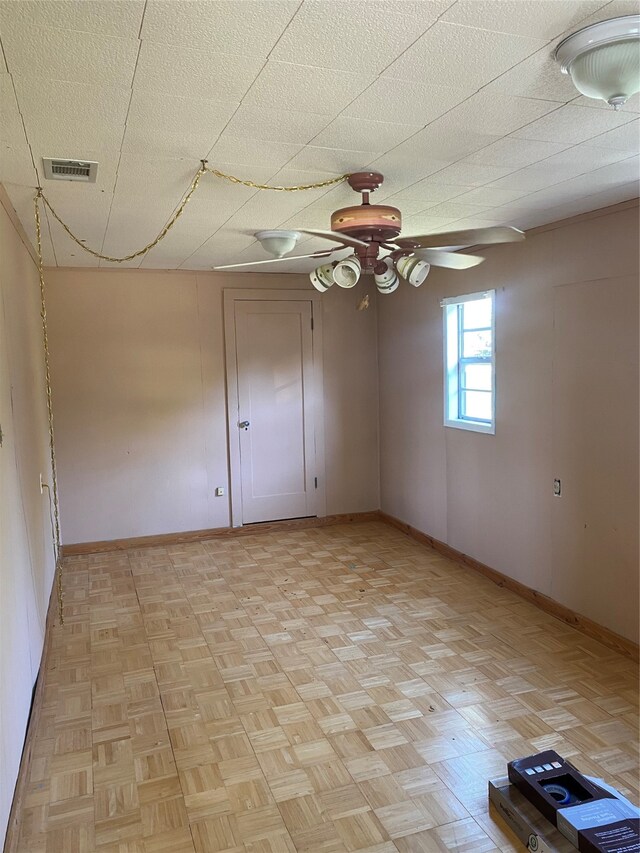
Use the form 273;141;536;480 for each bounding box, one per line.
14;522;639;852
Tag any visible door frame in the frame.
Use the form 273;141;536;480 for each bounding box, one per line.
223;288;327;528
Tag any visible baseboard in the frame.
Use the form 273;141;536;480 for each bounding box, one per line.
3;562;60;853
61;511;381;556
379;512;639;663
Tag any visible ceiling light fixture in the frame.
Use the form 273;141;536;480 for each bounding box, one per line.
374;258;399;294
554;15;640;110
309;263;335;292
254;229;301;257
217;172;524;285
396;255;431;287
333;255;362;288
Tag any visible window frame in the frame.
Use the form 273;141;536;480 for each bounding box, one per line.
442;289;495;435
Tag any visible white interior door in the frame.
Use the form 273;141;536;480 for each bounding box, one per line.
234;299;316;524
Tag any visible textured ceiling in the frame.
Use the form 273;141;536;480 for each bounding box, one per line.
0;0;638;272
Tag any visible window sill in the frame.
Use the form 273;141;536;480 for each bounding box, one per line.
445;418;495;435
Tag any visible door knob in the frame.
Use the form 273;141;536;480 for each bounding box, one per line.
238;420;250;430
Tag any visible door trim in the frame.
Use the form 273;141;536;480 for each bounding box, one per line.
223;289;327;528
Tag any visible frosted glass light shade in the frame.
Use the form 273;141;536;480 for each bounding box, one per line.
254;230;301;258
571;41;640;107
555;15;640;109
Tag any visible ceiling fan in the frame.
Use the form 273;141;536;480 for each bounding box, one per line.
214;171;525;293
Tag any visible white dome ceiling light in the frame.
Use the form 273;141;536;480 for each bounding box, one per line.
555;15;640;110
254;230;301;258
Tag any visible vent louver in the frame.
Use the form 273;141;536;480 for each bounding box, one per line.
43;158;98;183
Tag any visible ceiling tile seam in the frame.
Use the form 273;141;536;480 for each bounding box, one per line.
568;0;616;29
175;163;294;269
398;107;572;192
295;13;577;201
176;151;370;267
244;180;634;260
173;14;382;270
259;0;308;64
367;0;458;81
0;31;9;73
166;55;305;266
99;34;153;268
569;92;639;116
239;0;457;156
540;186;639;220
99;0;279;267
588;120;640;150
230;169;494;260
465;0;616;101
5;72;38;181
1;49;55;263
111;0;147;265
427;5;610;43
368;131;634;228
200;10;354;167
440;167;640;229
182;10;341;236
292;0;461;134
171;0;613;251
18;2;635;269
137;0;149;41
337;13;639;204
545;154;640;194
507;99;637;145
400;20;632;189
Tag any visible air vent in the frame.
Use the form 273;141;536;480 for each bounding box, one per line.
43;158;98;183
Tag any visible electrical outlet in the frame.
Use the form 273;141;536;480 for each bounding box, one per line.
215;487;225;497
553;479;562;497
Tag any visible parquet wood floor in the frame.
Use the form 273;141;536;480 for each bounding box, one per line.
14;522;639;852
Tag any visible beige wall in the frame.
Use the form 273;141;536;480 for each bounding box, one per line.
40;203;640;646
0;196;56;841
45;269;380;544
378;203;639;643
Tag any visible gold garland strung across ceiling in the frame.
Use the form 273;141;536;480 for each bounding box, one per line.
37;162;350;264
34;161;350;624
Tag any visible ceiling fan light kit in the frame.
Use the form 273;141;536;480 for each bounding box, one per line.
333;255;362;288
374;257;400;294
309;263;335;292
554;15;640;109
396;255;431;287
221;171;525;292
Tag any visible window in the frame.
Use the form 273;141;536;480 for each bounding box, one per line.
443;290;495;434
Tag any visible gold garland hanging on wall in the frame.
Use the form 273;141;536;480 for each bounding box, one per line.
34;193;64;623
34;161;350;624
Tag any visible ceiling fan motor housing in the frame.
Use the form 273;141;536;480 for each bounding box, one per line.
330;204;402;243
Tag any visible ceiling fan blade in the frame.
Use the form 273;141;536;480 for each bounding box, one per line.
296;228;369;249
413;249;485;269
213;251;334;270
395;225;525;250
